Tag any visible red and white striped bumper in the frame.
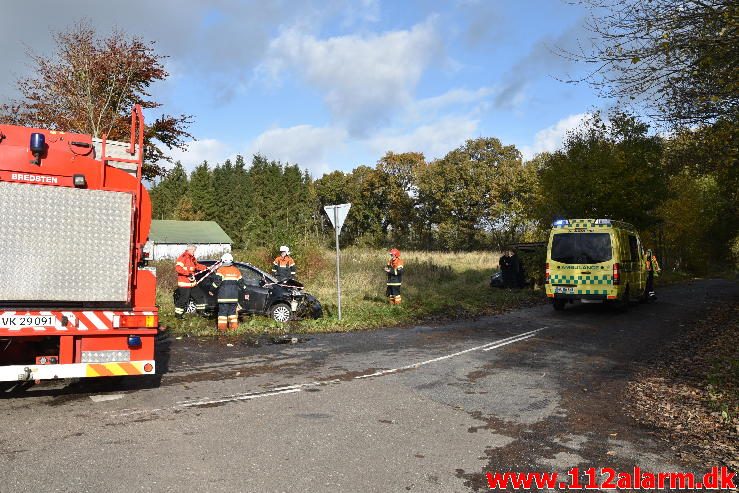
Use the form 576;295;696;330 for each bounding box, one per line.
0;360;156;382
0;310;157;334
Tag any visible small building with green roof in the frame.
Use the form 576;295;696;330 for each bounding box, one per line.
145;220;233;260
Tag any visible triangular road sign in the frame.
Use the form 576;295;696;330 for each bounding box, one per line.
324;203;351;233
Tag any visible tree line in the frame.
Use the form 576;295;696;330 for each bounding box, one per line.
150;108;736;274
150;155;316;251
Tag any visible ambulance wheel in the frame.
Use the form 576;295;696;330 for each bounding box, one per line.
269;303;292;323
616;287;630;312
552;299;566;311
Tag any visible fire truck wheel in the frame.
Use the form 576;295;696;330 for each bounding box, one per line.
269;303;292;323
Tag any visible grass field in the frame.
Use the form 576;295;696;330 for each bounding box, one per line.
156;248;543;337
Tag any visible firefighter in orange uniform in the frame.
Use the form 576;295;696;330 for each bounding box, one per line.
209;253;246;331
272;245;297;281
385;248;404;305
174;244;207;319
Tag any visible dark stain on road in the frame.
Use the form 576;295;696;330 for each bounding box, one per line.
455;283;739;491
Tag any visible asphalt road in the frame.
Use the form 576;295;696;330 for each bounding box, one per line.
1;279;736;492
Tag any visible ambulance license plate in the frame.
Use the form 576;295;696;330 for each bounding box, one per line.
554;286;575;294
0;314;57;328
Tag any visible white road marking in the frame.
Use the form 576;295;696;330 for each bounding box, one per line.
481;332;540;351
90;394;125;403
355;327;547;379
114;327;549;415
177;379;341;409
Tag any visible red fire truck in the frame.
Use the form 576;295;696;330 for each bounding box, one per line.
0;105;158;384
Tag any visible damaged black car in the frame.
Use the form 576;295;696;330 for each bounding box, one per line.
173;259;322;323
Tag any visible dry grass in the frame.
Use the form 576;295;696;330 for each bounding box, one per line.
157;248;541;336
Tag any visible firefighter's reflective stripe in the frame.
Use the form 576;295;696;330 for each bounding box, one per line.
175;252;205;287
272;256;296;278
0;361;155;382
216;272;242;280
211;265;245;304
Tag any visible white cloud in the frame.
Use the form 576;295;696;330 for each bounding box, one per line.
247;125;348;177
341;0;381;26
166;139;235;173
520;113;589;160
366;115;479;160
257;18;443;135
0;0;329;104
412;86;495;116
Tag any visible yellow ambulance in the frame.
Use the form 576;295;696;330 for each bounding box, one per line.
545;218;647;310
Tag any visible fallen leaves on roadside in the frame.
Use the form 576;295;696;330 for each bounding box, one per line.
624;302;739;471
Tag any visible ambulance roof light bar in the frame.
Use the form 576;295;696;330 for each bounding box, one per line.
552;219;569;227
595;218;612;225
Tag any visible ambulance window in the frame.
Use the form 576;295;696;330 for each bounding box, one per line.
551;233;612;264
628;235;639;262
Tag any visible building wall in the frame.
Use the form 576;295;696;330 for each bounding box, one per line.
146;242;231;261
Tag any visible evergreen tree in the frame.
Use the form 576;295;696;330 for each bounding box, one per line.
188;161;216;220
150;161;188;219
173;196;204;221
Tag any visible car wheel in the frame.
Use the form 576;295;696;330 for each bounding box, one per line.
552;299;566;311
269;303;292;323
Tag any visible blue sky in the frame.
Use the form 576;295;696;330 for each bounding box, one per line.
0;0;607;178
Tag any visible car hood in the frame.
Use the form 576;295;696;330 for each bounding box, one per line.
276;278;304;289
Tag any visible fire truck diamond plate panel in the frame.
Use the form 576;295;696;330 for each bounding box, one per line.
0;182;133;302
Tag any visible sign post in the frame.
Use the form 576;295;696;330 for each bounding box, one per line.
323;203;351;320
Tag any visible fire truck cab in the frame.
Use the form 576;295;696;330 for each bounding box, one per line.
0;106;158;383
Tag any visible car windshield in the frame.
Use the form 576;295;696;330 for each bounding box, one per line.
551;233;612;264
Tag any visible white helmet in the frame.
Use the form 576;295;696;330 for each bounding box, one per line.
279;245;290;254
221;253;233;265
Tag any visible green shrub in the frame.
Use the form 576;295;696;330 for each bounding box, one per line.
518;247;546;288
